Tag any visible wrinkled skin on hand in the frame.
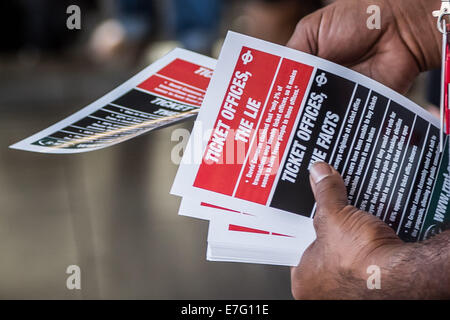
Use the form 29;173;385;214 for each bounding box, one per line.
287;0;441;94
288;0;450;300
292;162;450;300
291;162;408;299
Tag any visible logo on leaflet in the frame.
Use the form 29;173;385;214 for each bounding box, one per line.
241;50;253;65
315;72;328;87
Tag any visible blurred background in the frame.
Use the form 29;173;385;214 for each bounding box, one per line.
0;0;438;299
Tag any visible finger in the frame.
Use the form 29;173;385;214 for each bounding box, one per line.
424;104;439;119
286;13;319;54
309;162;348;215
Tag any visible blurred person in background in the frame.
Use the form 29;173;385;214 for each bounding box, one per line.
89;0;221;63
0;0;93;58
0;0;330;65
89;0;328;63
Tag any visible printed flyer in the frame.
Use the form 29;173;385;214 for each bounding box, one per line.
10;49;215;153
10;32;450;266
172;31;450;247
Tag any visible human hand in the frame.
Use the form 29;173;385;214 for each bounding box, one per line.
291;162;412;299
287;0;441;94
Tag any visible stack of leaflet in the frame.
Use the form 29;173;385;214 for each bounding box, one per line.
181;199;307;266
10;31;450;266
171;32;449;266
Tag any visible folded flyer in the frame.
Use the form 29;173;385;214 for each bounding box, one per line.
10;48;215;153
171;31;450;266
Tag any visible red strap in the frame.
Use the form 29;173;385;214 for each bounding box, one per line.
445;31;450;134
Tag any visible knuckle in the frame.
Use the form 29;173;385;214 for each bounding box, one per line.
294;17;308;33
364;219;396;240
313;214;323;230
290;15;316;53
343;210;398;243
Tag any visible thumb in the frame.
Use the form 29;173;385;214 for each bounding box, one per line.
309;162;348;216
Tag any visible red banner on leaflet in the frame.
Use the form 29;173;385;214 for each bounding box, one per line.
156;58;212;90
138;74;205;106
229;224;270;235
193;47;281;196
235;59;313;204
